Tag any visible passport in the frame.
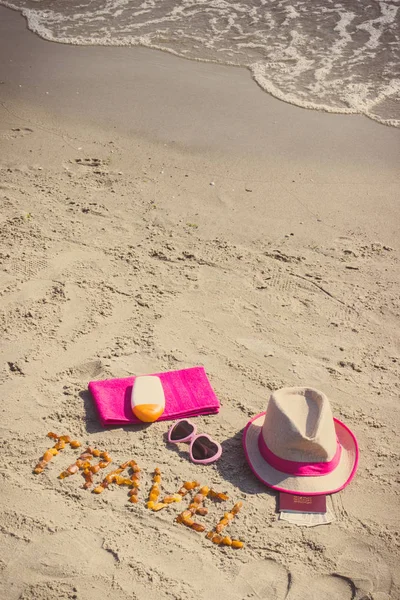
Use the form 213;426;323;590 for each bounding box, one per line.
279;492;327;513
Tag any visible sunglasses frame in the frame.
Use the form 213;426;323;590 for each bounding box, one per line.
167;419;222;465
167;418;197;444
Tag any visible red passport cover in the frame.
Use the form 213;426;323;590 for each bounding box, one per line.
279;492;326;513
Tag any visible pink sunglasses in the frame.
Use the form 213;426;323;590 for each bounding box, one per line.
167;419;222;465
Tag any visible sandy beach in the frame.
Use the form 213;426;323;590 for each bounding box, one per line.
1;6;400;600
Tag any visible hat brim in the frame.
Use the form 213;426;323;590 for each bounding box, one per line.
243;412;359;496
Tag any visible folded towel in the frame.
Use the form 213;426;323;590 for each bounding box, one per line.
88;366;220;427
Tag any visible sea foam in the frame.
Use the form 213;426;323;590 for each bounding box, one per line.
2;0;399;127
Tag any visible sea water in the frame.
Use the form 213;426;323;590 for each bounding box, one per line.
2;0;399;127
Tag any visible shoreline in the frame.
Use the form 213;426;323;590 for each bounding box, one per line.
1;6;400;165
1;2;399;129
1;4;399;250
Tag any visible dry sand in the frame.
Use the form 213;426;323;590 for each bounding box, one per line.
0;6;400;600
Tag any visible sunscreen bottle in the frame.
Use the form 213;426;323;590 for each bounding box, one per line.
131;375;165;423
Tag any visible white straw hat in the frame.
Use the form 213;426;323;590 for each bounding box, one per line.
243;387;359;496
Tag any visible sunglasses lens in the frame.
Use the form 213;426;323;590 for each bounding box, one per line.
170;420;194;441
191;436;219;461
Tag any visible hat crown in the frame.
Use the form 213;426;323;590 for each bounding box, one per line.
261;388;337;463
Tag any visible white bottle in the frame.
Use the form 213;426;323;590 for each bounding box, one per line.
131;375;165;423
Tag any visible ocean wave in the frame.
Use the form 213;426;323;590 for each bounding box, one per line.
2;0;400;127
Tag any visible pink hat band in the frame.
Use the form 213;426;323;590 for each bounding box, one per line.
258;433;342;477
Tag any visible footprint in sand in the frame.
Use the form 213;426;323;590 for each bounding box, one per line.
261;267;295;295
4;256;48;280
3;530;117;599
18;577;133;600
1;127;33;140
236;552;392;600
291;541;394;599
63;157;109;176
336;541;393;599
63;158;113;190
18;581;78;600
63;359;106;380
289;574;355;600
66;200;109;216
236;337;276;357
74;157;106;168
329;303;359;329
235;559;290;599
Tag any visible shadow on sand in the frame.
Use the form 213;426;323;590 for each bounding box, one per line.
80;388;277;508
79;389;152;435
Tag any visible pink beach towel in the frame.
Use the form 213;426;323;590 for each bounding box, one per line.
88;366;220;427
